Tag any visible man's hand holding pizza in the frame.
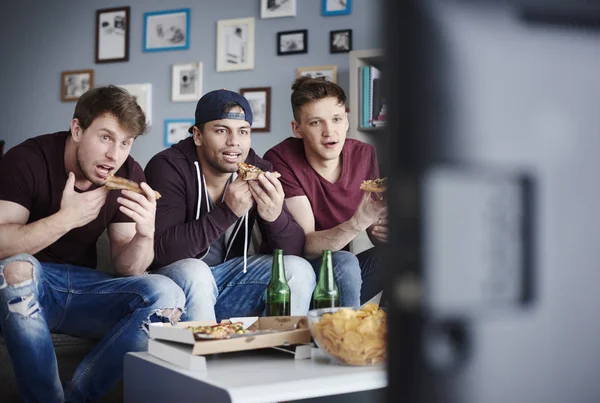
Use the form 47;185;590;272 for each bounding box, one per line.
351;191;387;232
248;172;284;223
116;182;158;239
224;175;254;217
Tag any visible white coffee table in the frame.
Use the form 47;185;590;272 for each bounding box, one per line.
124;349;387;403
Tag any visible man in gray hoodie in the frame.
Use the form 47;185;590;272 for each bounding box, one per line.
145;89;315;322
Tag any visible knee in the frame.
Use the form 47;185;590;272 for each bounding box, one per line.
1;254;36;286
331;251;361;279
143;275;186;319
284;256;316;289
163;259;215;292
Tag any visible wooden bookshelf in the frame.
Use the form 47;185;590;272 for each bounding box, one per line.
348;48;385;145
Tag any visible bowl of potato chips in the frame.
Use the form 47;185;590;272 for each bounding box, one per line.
308;304;387;366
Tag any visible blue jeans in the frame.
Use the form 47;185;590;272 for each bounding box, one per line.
155;254;316;322
309;247;385;308
0;254;185;403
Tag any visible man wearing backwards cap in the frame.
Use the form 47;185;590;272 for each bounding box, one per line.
145;89;315;322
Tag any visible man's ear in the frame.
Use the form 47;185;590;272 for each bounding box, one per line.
291;120;303;139
192;126;202;146
70;118;83;142
344;112;350;132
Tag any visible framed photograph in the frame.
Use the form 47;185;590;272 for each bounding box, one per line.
296;65;338;83
143;8;190;52
277;29;308;56
119;83;153;125
330;29;352;53
216;17;255;72
322;0;352;16
95;7;130;63
172;62;202;102
239;87;271;133
261;0;297;19
61;69;94;102
164;119;194;147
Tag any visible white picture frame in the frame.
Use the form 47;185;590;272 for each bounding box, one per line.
172;62;202;102
216;17;255;72
118;83;153;125
261;0;297;19
296;65;338;83
164;119;194;147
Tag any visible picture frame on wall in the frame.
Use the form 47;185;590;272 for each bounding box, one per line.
95;6;130;63
216;17;255;72
261;0;297;19
322;0;352;16
277;29;308;56
239;87;271;133
296;65;338;83
164;119;194;147
330;29;352;53
61;69;94;102
172;62;202;102
119;83;153;125
143;8;190;52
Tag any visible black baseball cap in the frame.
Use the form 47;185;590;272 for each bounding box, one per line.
188;89;253;134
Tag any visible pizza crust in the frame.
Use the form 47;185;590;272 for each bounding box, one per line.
360;177;387;193
104;175;162;200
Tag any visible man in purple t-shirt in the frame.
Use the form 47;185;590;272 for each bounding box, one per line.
264;77;388;307
0;86;184;402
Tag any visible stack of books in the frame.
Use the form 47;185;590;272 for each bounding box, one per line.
358;65;387;128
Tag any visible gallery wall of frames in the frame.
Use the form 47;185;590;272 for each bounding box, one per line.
1;0;383;166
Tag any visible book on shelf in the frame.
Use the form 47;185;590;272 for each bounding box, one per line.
358;64;386;129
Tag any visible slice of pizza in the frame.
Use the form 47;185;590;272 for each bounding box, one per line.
104;175;162;200
238;162;281;181
187;322;248;339
360;177;387;193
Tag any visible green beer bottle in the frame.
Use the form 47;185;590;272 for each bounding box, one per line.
312;250;340;309
265;249;291;316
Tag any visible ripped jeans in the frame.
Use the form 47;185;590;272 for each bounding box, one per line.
0;254;185;403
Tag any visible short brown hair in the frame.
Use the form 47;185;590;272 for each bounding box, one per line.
291;76;347;123
73;85;148;136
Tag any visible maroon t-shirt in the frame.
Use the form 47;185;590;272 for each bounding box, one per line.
264;137;380;233
0;131;145;268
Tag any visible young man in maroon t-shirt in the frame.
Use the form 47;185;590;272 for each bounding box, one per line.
264;77;387;307
0;86;184;402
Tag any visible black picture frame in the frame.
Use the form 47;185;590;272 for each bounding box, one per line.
277;29;308;56
95;6;130;63
330;29;352;53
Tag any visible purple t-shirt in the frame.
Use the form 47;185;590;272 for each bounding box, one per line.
264;137;380;233
0;131;145;268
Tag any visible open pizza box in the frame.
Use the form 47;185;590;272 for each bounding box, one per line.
149;316;311;358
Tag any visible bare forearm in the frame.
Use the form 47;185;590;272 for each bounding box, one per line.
114;234;154;276
0;213;72;260
304;218;362;259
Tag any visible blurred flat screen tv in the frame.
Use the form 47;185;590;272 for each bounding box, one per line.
384;1;600;402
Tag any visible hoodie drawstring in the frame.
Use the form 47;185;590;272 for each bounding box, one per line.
243;213;248;273
194;162;202;220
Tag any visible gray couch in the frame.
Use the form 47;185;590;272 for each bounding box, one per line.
0;231;122;402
